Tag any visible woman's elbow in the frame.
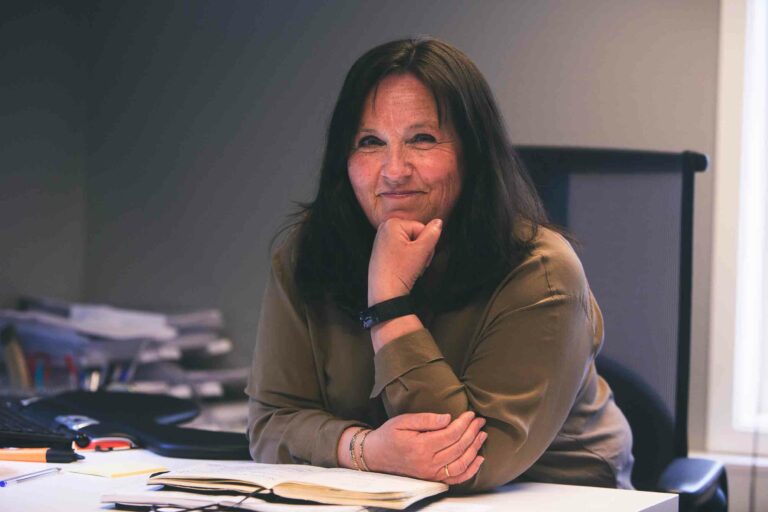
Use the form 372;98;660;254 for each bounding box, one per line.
247;407;288;464
247;426;295;464
449;460;528;494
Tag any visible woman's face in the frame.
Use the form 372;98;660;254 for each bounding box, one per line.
348;73;462;228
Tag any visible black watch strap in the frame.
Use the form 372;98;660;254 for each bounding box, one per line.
359;295;415;330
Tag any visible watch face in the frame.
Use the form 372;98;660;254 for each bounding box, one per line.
359;310;378;329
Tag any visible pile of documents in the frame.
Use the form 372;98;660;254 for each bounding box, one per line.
0;296;247;398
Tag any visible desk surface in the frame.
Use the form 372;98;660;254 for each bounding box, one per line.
1;450;677;512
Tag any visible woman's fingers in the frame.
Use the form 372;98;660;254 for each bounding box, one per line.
423;411;476;447
365;412;459;478
385;218;427;241
440;430;487;480
366;411;488;482
443;455;485;486
379;217;441;244
367;217;443;302
433;416;486;466
393;412;452;432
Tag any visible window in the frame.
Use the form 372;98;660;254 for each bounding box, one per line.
733;0;767;435
708;0;768;454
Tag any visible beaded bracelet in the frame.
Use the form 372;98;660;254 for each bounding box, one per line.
359;429;372;472
349;428;365;471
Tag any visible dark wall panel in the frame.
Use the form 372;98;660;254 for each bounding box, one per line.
0;1;88;307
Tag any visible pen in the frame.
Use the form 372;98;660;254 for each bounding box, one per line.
0;467;60;487
0;448;83;463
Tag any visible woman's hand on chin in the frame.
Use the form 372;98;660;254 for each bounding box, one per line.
368;218;443;305
364;411;487;485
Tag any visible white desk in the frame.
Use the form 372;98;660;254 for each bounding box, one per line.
0;450;677;512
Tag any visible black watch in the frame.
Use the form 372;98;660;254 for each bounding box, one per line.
359;295;415;330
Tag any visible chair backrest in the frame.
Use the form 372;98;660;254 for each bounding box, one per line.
516;146;707;488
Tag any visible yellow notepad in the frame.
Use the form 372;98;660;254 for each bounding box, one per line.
67;461;167;478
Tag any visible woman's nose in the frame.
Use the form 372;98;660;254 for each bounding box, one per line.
381;144;413;183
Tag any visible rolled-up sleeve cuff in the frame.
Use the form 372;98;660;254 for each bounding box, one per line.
311;418;370;468
370;328;444;398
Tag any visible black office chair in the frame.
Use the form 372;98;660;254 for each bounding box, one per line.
517;146;728;512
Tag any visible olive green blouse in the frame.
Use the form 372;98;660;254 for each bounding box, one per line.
246;226;634;492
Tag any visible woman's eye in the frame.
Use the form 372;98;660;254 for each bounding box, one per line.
410;133;438;149
357;136;385;150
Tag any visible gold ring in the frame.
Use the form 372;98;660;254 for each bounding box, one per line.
443;465;451;478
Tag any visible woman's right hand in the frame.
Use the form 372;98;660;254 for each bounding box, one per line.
367;218;443;305
362;411;487;485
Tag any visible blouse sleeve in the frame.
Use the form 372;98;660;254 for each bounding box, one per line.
245;249;368;467
371;238;602;492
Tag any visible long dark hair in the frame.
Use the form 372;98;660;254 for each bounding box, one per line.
289;37;548;314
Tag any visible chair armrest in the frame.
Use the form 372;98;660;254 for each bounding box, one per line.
656;457;726;509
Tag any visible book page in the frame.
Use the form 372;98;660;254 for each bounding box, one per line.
152;462;448;495
279;468;447;496
149;461;324;488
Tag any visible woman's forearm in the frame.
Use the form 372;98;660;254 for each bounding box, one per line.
247;398;368;467
370;314;423;353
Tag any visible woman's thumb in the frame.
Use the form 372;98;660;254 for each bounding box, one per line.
399;412;451;431
414;219;442;248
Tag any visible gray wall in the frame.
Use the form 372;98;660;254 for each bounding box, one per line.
2;0;718;449
0;2;88;308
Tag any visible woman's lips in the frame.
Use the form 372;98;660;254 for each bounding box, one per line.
379;191;424;198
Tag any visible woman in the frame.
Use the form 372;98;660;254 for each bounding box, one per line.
246;37;634;492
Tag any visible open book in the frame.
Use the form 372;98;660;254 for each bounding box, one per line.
143;461;448;510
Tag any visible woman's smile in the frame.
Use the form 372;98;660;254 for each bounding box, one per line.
379;190;426;198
